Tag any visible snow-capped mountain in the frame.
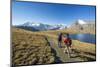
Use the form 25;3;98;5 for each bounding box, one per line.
22;22;41;27
70;19;95;26
16;22;67;31
77;19;87;25
69;19;95;32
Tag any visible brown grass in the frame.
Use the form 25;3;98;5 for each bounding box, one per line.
12;28;55;66
12;27;96;66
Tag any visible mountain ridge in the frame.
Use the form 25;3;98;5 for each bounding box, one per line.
14;19;95;32
15;22;67;31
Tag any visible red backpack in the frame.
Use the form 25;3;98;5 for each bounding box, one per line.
63;37;72;46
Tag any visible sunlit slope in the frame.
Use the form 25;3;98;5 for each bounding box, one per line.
32;29;96;61
22;28;96;61
12;27;55;65
12;27;96;66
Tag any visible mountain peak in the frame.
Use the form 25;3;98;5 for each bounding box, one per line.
77;19;86;25
22;22;42;26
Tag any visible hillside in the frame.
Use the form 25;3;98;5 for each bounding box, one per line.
12;27;96;66
12;27;56;66
69;20;95;34
33;30;95;57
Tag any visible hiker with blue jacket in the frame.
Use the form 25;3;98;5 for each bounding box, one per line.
58;33;63;48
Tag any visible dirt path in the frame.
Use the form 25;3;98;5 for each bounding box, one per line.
45;37;84;63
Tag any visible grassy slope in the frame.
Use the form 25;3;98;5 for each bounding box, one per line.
19;28;96;60
32;29;96;61
12;27;96;66
12;27;56;65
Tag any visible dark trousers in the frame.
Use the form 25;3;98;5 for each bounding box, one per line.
58;41;62;48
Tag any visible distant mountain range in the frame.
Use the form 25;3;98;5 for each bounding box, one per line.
14;19;95;32
15;22;67;31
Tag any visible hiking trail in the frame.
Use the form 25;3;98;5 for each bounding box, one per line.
44;36;84;63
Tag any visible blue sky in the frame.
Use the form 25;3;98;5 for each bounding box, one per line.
12;1;96;25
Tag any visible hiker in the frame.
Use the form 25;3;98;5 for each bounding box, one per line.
63;33;72;58
58;33;63;48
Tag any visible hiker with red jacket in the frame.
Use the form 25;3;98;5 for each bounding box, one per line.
63;33;72;58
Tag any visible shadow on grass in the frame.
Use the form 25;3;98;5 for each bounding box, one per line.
44;36;62;63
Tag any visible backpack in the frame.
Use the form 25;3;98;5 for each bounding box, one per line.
63;37;72;46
